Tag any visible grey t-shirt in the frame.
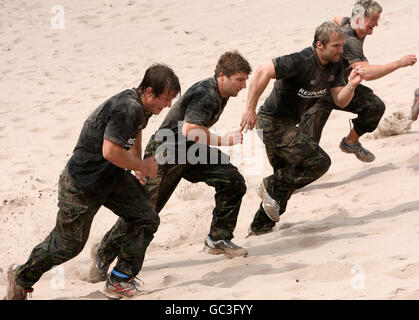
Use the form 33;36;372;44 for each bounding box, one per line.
341;16;368;79
67;89;152;196
258;46;346;122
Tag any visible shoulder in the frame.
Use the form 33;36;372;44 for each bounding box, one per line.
110;90;141;111
275;48;313;66
333;16;351;27
185;78;219;102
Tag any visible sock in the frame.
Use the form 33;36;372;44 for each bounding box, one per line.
110;269;130;282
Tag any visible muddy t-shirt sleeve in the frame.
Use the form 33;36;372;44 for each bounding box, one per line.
343;34;368;65
184;92;215;127
104;103;142;150
330;60;347;88
272;53;304;80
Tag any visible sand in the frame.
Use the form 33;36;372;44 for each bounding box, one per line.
0;0;418;300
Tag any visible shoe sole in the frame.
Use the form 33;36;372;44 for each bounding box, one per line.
5;264;27;300
203;246;248;259
103;287;128;300
102;286;147;300
256;184;280;222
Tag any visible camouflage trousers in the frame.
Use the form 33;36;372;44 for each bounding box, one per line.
15;167;159;289
251;114;331;232
143;134;247;240
300;84;386;143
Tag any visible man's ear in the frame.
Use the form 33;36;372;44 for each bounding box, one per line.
315;40;322;49
145;87;154;97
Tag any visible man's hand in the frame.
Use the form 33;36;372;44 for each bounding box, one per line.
349;65;366;87
134;170;148;185
140;156;158;178
240;109;258;132
399;54;417;68
221;129;243;146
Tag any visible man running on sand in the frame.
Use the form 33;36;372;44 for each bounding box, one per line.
4;64;180;300
300;0;416;162
240;22;365;236
91;50;251;273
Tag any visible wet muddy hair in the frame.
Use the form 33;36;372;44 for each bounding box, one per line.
214;50;252;78
351;0;382;19
313;21;344;47
137;63;181;97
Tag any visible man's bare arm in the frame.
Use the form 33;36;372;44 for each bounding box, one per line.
240;60;276;131
330;66;365;108
102;137;157;177
351;55;416;81
182;123;242;146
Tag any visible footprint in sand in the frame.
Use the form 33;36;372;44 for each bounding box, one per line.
162;274;178;286
292;261;353;282
16;169;34;175
388;263;419;279
52;130;73;141
298;236;324;248
39;107;51;113
29;127;48;133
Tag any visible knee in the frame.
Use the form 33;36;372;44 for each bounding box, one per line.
316;152;331;176
374;98;386;117
228;171;247;196
147;210;161;234
144;211;160;234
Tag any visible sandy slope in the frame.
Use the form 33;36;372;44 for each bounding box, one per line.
0;0;418;300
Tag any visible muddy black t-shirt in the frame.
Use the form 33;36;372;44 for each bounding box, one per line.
157;76;228;144
67;89;152;196
258;46;346;122
341;16;368;79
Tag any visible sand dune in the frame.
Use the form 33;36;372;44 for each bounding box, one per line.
0;0;418;300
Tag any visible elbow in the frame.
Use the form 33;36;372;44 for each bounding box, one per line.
256;62;275;80
102;146;113;162
102;140;118;162
181;123;189;137
336;102;349;109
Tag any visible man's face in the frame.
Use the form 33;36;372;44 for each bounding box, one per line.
221;72;248;97
318;33;344;63
357;12;380;36
146;89;176;115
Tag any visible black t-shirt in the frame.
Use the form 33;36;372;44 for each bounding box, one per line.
67;89;152;196
157;76;228;144
341;16;368;79
258;46;346;122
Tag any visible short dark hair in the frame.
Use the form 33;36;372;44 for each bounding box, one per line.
313;21;344;47
214;50;252;78
137;63;181;97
